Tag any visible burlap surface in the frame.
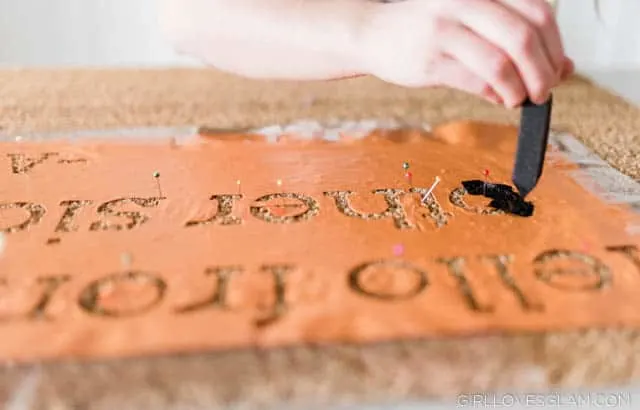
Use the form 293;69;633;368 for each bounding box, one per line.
0;69;640;409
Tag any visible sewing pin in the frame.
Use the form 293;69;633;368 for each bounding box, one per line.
276;179;284;207
422;176;441;204
405;171;413;186
153;171;163;197
392;244;405;257
121;252;133;269
483;169;490;195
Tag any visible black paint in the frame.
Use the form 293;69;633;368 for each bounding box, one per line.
462;180;534;217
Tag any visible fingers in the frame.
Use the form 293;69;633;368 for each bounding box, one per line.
440;22;527;108
561;57;575;80
495;0;564;76
447;0;557;104
432;55;503;105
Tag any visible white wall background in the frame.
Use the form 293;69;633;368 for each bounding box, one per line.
0;0;639;70
0;0;195;67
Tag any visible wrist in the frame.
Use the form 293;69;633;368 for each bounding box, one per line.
321;0;382;78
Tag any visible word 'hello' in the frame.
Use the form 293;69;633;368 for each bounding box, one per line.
0;246;638;326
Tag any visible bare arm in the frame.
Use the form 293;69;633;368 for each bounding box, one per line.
160;0;376;80
161;0;573;107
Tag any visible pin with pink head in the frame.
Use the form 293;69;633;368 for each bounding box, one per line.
392;244;405;257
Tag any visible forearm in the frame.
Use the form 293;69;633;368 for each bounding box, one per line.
160;0;377;80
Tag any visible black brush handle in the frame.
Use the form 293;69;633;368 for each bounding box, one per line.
512;96;553;199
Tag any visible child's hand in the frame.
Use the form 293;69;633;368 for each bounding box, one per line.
359;0;573;107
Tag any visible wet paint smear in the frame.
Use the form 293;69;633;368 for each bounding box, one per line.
462;180;534;217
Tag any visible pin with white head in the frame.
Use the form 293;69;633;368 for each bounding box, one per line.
121;252;133;269
276;179;284;206
422;176;441;204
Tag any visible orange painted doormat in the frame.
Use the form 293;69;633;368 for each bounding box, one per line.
0;120;638;363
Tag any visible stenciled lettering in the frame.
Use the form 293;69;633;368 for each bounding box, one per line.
89;197;164;231
449;186;503;215
175;266;242;313
533;250;612;291
27;276;72;320
0;276;70;321
7;152;58;174
349;259;428;300
255;265;292;327
78;271;167;317
55;200;93;232
437;257;492;312
409;187;451;227
0;202;46;233
324;189;415;229
250;193;319;224
482;254;542;311
57;158;87;164
606;245;640;275
185;195;243;227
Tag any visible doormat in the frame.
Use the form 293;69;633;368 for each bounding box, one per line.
0;119;638;363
